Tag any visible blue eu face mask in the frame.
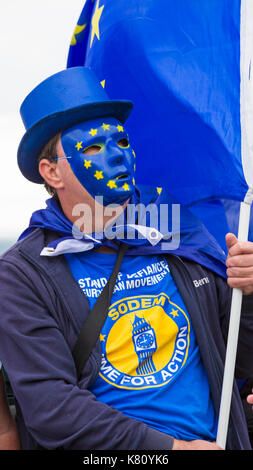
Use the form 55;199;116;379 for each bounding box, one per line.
61;117;136;205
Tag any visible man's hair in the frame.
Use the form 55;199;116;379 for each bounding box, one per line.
37;133;61;199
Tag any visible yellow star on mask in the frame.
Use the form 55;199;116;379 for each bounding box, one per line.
102;123;110;131
117;125;124;132
90;0;104;48
107;180;117;189
122;183;130;191
94;170;104;180
89;128;98;136
75;141;83;151
84;160;92;169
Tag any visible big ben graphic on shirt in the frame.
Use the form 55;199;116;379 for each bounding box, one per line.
132;315;157;375
98;292;190;390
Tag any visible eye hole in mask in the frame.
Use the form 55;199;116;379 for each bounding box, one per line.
82;144;104;155
82;138;130;155
117;138;130;149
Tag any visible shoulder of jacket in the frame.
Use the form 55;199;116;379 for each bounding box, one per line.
0;228;43;259
167;254;227;291
0;228;55;272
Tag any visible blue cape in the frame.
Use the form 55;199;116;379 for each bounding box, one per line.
19;185;227;278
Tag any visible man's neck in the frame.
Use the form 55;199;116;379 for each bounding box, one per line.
58;194;129;235
93;246;117;253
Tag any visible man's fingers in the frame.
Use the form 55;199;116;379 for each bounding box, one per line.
225;233;238;252
227;243;253;259
227;276;253;294
247;390;253;406
226;254;253;268
226;266;253;277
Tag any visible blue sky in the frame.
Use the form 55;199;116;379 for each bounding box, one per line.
0;0;84;240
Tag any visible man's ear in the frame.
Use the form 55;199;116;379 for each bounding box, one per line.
38;159;64;190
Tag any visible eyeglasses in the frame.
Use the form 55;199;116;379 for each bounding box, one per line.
40;156;72;162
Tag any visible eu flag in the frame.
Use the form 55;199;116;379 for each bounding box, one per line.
67;0;253;250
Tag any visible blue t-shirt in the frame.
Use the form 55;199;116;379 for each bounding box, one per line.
65;250;217;441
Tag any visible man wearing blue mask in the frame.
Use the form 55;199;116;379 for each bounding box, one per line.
0;66;253;451
37;115;136;236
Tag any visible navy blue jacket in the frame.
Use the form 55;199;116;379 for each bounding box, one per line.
0;228;252;450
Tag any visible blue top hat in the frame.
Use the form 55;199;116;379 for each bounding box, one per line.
18;66;133;183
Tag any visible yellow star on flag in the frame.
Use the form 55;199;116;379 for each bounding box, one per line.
94;170;104;180
122;183;130;191
102;123;110;131
90;0;104;48
75;141;83;151
84;160;92;169
89;128;98;136
107;180;117;189
117;125;124;132
70;24;87;46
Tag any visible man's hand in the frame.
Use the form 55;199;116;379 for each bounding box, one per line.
172;438;223;450
247;388;253;408
225;233;253;295
0;371;20;449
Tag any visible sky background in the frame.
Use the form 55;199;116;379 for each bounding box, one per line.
0;0;85;247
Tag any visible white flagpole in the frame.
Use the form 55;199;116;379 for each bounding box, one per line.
216;200;251;449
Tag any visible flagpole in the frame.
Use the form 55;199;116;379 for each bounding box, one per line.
216;200;251;449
